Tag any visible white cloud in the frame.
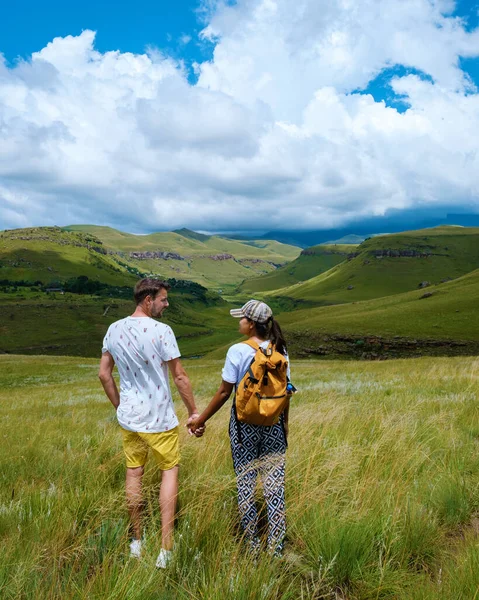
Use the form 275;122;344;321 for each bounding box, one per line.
1;0;479;233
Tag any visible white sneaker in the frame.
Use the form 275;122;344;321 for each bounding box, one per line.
129;539;142;559
155;548;172;569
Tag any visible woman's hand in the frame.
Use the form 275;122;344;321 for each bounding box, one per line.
186;414;206;437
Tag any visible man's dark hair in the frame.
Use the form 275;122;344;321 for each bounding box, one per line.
134;278;171;305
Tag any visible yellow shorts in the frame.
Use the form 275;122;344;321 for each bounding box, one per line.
121;426;180;470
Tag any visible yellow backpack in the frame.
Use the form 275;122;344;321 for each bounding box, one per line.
235;339;290;426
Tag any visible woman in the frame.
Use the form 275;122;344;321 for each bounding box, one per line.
191;299;291;556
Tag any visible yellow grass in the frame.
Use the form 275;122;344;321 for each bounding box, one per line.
1;355;479;599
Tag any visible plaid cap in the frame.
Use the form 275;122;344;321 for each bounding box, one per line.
230;299;273;324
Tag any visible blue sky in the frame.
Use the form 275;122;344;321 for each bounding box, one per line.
2;0;478;99
361;1;479;110
0;0;213;76
1;0;479;233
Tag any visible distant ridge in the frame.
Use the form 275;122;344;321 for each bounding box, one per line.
321;234;370;245
3;224;301;292
173;228;211;243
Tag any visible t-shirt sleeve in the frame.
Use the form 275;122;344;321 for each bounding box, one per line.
222;346;240;384
159;326;181;361
101;327;111;354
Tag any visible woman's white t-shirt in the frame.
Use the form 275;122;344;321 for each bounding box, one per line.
222;341;291;385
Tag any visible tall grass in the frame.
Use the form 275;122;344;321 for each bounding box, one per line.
1;355;478;599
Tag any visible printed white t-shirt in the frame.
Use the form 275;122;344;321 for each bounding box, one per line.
222;341;291;385
102;317;181;433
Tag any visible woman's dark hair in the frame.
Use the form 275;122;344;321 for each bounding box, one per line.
134;278;171;305
253;317;287;355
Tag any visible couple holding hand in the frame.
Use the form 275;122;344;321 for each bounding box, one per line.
99;278;290;568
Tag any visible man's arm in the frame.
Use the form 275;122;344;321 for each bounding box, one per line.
98;352;120;410
167;358;201;435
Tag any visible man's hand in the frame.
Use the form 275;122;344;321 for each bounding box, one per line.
186;413;206;437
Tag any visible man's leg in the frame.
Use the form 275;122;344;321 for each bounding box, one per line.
126;466;145;540
159;465;179;550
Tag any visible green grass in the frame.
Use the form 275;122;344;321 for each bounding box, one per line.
1;355;479;599
239;244;357;294
280;267;479;346
266;226;479;304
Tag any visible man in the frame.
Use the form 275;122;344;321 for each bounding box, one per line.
99;278;203;568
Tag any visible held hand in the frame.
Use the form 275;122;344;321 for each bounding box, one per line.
192;417;206;437
186;413;206;437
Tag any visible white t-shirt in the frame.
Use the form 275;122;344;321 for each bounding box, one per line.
102;317;181;433
222;341;291;386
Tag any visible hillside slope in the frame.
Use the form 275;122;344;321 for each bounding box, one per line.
280;268;479;357
239;244;357;293
271;227;479;305
0;227;136;286
0;277;233;358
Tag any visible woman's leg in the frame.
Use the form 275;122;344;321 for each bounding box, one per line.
229;413;261;546
259;421;287;555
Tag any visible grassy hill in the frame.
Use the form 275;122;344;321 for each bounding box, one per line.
0;283;237;358
64;225;301;291
270;226;479;305
279;268;479;358
0;227;136;286
239;244;357;293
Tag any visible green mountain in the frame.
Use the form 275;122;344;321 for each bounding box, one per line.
269;226;479;305
64;224;299;260
64;225;301;292
239;244;357;293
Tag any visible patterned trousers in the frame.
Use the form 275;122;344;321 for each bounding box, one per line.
229;406;287;555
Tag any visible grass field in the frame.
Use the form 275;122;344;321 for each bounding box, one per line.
2;355;479;599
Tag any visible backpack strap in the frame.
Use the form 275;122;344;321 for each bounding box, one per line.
242;339;275;356
242;339;260;350
234;339;262;444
